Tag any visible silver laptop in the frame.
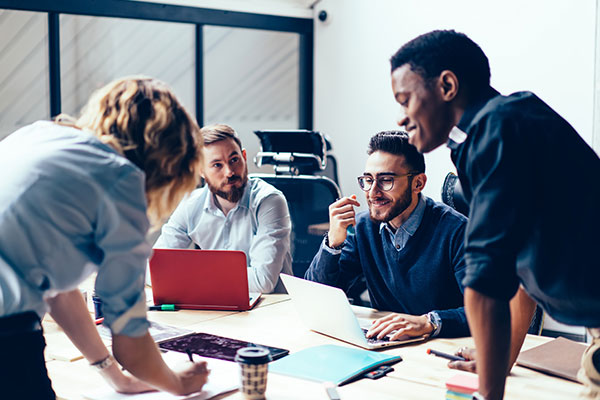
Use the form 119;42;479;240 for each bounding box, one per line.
280;274;425;350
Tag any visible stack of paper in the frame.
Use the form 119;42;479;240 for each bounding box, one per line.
445;373;478;400
84;352;238;400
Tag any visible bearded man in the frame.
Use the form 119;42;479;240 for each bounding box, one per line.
155;124;292;293
305;131;469;338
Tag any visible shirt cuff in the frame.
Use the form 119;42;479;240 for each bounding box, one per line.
322;236;342;255
427;311;442;338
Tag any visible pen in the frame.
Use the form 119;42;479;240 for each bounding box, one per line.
95;317;104;325
149;304;179;311
186;349;194;363
426;348;466;362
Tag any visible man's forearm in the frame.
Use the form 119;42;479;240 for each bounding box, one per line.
464;288;511;400
508;287;537;368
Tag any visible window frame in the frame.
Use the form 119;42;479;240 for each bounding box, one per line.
0;0;314;129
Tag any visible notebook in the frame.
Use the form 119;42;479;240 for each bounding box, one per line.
158;332;289;362
269;344;402;385
445;373;478;394
280;274;425;350
149;249;261;311
516;336;587;383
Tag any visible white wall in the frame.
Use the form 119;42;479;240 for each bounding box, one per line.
313;0;598;205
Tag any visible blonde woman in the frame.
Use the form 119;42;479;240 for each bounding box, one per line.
0;77;208;399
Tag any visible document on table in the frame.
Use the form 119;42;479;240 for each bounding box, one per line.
83;352;238;400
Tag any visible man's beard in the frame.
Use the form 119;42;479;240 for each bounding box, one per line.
368;183;412;223
206;168;248;203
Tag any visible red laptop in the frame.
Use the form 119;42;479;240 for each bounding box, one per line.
148;249;261;311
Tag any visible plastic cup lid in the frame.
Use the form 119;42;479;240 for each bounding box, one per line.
234;347;272;365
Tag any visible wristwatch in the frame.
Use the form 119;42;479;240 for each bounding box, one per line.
90;354;115;371
324;232;344;250
426;311;440;337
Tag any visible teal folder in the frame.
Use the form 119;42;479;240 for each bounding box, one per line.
269;344;402;385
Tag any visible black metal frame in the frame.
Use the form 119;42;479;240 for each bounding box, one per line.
0;0;314;128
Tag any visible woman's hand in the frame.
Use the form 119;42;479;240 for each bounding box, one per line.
99;362;156;394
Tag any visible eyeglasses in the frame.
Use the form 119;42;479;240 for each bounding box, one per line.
357;173;415;192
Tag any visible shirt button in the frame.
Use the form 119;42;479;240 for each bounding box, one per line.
396;245;400;249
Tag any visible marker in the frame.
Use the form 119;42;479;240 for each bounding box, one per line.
95;317;104;325
149;304;178;311
426;348;466;362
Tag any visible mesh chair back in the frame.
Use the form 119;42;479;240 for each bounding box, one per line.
250;174;341;278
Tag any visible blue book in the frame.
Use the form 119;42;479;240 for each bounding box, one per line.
269;344;402;385
446;390;473;400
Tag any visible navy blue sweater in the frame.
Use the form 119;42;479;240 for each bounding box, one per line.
305;197;469;338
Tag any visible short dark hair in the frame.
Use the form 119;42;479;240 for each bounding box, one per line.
367;131;425;174
200;124;242;151
390;30;490;94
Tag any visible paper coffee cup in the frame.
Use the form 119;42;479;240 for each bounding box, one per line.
235;347;272;400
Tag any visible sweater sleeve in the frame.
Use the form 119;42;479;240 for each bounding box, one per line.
434;307;469;338
305;230;363;292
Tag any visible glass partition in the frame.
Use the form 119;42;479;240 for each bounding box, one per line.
203;26;299;173
0;10;49;140
59;14;195;118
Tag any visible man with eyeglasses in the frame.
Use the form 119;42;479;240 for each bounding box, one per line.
305;131;469;339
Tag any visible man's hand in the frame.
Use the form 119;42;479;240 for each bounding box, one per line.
366;313;434;340
448;347;477;373
327;195;360;248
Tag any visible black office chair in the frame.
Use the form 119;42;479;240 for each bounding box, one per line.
441;172;469;217
251;130;342;279
250;173;339;278
440;171;544;335
314;134;340;185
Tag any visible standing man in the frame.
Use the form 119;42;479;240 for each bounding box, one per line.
390;29;600;399
306;131;469;339
155;124;292;293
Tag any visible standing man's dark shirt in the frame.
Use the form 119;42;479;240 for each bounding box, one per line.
449;87;600;327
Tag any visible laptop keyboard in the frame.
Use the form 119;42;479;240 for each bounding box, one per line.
362;328;392;344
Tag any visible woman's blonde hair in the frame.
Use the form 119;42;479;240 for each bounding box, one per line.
57;76;202;228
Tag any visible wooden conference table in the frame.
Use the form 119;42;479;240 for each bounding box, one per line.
44;294;583;400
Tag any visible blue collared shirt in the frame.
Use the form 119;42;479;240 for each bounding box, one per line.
154;177;292;293
0;121;151;337
379;195;426;253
